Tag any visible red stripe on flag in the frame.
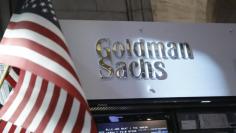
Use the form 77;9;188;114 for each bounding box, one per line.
9;74;36;122
72;104;86;132
0;71;25;116
20;128;26;133
8;21;70;54
8;124;16;133
91;120;98;133
0;55;89;110
35;86;60;131
1;37;81;84
0;120;7;132
12;67;20;75
22;79;48;128
54;94;73;132
6;74;17;88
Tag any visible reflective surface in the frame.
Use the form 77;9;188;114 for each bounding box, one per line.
61;20;236;99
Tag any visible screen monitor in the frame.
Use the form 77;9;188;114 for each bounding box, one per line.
98;120;168;133
96;114;169;133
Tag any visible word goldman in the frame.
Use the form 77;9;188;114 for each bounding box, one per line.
96;38;194;80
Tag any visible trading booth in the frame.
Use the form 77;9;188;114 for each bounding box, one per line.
59;20;236;133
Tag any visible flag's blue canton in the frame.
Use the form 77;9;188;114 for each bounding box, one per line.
16;0;60;28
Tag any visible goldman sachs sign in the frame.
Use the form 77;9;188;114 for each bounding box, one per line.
60;20;236;99
96;38;193;80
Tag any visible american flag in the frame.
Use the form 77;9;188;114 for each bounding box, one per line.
0;0;97;132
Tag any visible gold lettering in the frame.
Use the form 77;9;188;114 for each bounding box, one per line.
96;38;114;79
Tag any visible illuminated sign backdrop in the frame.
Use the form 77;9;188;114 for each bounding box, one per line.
60;20;236;99
96;38;193;80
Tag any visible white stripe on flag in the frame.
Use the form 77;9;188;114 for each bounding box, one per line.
15;76;43;126
0;84;9;104
2;83;10;97
10;13;66;44
27;82;54;131
2;87;7;100
2;72;31;121
9;68;19;82
44;89;67;132
62;99;80;133
25;130;31;133
2;122;12;133
81;111;92;133
14;126;22;133
0;90;4;104
2;90;14;106
0;85;7;100
0;45;85;99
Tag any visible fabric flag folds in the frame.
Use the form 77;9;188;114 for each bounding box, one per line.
0;0;97;132
0;66;17;105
